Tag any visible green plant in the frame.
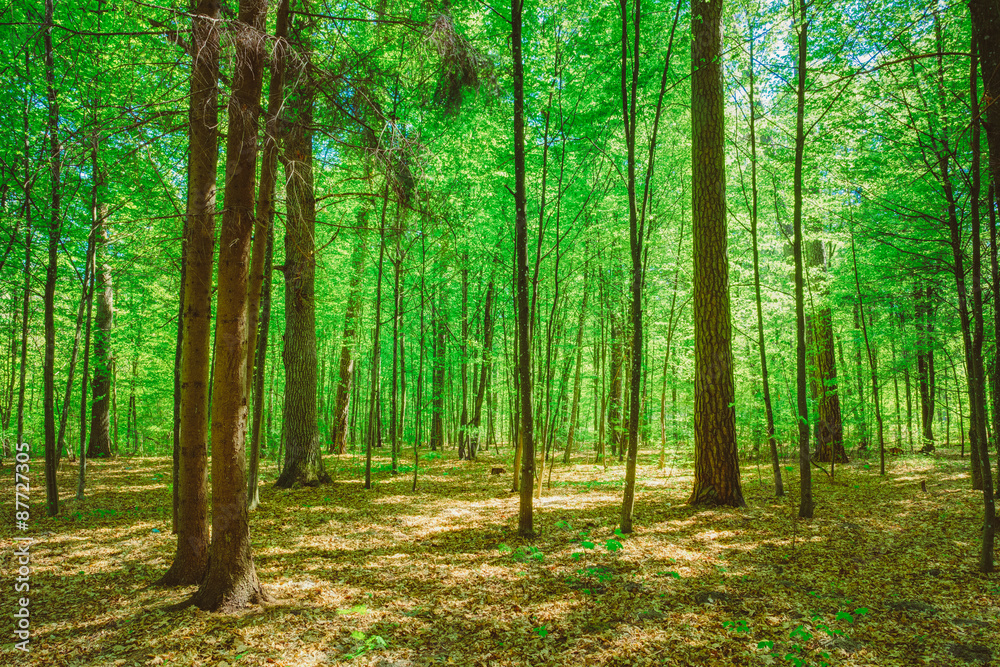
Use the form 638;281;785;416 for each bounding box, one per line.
722;619;750;634
421;451;442;461
532;624;548;638
605;538;624;553
344;631;387;659
513;545;544;563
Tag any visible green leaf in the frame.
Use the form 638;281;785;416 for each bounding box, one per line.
337;604;368;615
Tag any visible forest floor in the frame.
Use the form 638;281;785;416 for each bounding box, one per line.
1;444;998;667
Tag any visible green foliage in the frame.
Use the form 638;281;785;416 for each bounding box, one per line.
345;631;387;659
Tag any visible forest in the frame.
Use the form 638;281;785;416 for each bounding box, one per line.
2;0;1000;663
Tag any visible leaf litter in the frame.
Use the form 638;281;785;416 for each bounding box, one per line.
1;450;997;666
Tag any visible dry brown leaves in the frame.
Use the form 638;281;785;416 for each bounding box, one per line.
1;447;997;666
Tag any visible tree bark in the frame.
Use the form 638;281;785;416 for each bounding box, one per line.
791;0;812;518
247;0;289;510
747;24;782;494
185;0;269;612
967;25;995;571
331;216;368;455
42;0;61;517
915;286;935;449
513;0;535;537
688;0;743;508
87;255;114;459
430;290;446;451
158;0;220;586
276;12;328;488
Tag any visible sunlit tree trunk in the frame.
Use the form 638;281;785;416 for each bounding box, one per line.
87;254;113;459
186;0;269;611
277;9;328;488
158;0;220;586
688;0;743;508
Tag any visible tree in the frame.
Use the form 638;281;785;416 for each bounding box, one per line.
966;8;998;570
247;0;289;510
87;249;113;458
185;0;270;611
688;0;744;508
512;0;535;538
330;221;367;455
158;0;220;587
790;0;812;518
745;12;782;495
276;0;329;488
42;0;61;518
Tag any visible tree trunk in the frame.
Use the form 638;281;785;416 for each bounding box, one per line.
564;271;587;464
791;0;812;518
967;27;995;571
276;23;328;488
331;216;368;455
608;317;623;458
915;286;935;449
512;0;535;537
430;290;446;451
42;0;61;517
688;0;743;508
58;139;101;467
76;252;94;500
747;24;782;494
247;0;289;510
87;255;113;459
185;0;269;612
365;183;389;490
470;280;495;459
157;0;220;587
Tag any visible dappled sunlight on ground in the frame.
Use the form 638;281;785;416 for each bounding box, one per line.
1;449;997;666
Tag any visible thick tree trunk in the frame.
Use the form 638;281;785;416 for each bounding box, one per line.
688;0;743;508
812;304;846;463
276;30;328;488
967;27;995;571
158;0;220;586
185;0;270;612
87;256;113;459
